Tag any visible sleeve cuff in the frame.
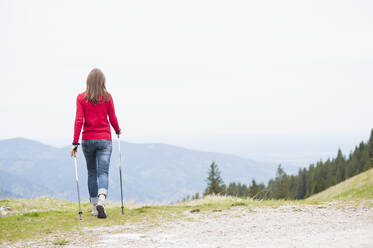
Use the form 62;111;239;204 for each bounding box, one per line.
72;142;80;146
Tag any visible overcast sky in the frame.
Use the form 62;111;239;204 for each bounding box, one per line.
1;0;373;156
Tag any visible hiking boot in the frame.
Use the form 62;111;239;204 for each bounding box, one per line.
96;197;107;218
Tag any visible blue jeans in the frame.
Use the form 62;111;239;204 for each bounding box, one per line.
82;139;112;204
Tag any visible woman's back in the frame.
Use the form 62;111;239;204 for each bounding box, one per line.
74;92;120;142
73;69;120;144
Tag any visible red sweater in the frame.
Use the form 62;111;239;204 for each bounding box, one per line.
73;92;120;144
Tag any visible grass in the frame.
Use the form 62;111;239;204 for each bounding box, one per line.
307;168;373;201
0;199;167;245
0;197;76;215
53;239;69;246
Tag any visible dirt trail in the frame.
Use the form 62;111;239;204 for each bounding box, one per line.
88;203;373;248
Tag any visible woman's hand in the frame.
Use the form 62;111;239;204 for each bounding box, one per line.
70;145;78;157
117;129;123;138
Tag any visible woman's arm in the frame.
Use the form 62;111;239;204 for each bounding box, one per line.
108;96;121;135
73;95;84;144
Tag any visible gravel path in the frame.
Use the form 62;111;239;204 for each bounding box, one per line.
87;203;373;248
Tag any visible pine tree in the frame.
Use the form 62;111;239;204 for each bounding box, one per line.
191;192;200;200
335;149;346;183
240;184;248;197
367;129;373;170
273;164;289;199
204;162;226;195
227;182;237;196
311;183;320;194
296;168;307;199
248;179;259;198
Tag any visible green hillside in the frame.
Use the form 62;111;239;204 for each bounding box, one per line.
307;168;373;201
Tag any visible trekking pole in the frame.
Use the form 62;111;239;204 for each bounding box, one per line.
73;150;83;220
117;134;125;215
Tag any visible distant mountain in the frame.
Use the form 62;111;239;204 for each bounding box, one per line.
0;187;19;198
0;169;54;198
0;138;288;203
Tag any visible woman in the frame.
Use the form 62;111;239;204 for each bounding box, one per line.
70;68;121;218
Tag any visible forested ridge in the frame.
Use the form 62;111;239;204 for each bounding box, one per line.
263;129;373;199
186;129;373;201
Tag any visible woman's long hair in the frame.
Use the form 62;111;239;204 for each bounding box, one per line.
84;68;111;104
